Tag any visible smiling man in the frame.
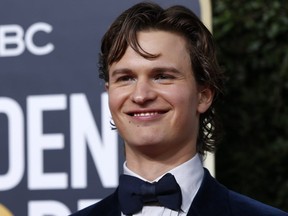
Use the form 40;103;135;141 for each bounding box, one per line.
70;2;288;216
108;30;208;175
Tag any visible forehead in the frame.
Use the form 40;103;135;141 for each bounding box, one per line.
110;30;191;70
136;30;188;54
114;30;189;63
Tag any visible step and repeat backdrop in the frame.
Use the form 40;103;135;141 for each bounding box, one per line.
0;1;210;215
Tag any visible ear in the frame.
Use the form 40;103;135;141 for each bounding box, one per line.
197;87;214;113
105;82;109;91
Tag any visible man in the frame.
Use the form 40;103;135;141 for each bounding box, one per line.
71;2;287;216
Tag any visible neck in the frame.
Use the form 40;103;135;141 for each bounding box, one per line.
125;144;197;181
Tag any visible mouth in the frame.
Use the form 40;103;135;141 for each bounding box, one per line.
127;110;168;117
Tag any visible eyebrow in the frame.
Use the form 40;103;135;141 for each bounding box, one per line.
110;66;181;77
110;68;132;78
150;66;181;74
111;67;180;76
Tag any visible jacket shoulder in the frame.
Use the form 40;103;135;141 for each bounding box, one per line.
228;190;288;216
191;168;287;216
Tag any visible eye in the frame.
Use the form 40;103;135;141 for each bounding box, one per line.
116;75;135;83
154;73;175;82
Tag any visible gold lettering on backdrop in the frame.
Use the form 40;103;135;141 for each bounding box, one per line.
0;204;13;216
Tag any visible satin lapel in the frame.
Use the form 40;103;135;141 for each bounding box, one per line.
186;168;231;216
105;189;121;216
89;189;121;216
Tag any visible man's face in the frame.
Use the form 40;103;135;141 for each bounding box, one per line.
106;30;212;157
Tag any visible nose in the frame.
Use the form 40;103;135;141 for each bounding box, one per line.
131;79;157;104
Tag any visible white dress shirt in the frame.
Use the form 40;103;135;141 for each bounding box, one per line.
121;154;204;216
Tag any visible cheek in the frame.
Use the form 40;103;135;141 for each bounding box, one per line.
108;89;128;116
108;91;120;113
167;86;198;109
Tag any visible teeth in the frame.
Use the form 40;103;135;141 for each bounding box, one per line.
134;112;158;117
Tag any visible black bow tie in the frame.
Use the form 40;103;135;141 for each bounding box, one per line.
118;173;182;215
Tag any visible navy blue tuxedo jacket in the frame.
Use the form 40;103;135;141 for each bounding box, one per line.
70;169;287;216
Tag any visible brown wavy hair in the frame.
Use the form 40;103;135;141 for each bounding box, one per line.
99;2;225;155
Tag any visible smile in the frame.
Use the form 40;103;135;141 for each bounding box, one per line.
133;112;159;117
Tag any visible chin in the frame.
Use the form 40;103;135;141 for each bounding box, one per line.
128;141;167;154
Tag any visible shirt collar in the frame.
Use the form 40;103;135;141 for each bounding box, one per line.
123;153;204;213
